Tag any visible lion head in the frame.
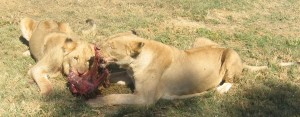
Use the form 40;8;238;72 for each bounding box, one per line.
20;17;96;77
62;38;95;76
97;32;144;67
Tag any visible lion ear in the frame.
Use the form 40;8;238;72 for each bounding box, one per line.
20;17;38;41
63;38;77;54
58;23;73;35
130;41;144;58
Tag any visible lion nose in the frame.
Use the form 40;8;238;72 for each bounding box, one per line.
77;70;85;76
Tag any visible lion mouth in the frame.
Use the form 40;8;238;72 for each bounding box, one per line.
70;70;88;77
66;46;110;98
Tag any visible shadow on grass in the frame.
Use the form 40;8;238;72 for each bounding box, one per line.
38;89;97;116
227;80;300;116
37;80;300;116
107;79;300;117
107;92;217;117
19;36;29;47
19;35;37;61
35;74;299;116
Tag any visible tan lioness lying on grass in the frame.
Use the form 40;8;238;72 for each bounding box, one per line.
86;32;268;107
20;18;95;95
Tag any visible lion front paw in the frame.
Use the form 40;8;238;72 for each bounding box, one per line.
86;97;107;107
40;85;53;95
37;77;53;95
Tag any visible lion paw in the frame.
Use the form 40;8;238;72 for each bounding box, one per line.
116;81;126;85
86;98;106;107
40;86;53;95
22;50;31;56
216;83;232;94
38;78;53;95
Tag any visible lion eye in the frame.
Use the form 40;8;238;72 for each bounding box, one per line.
73;57;79;60
108;43;116;49
109;45;113;49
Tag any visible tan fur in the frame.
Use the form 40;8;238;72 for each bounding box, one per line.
87;33;298;107
20;18;95;95
87;32;268;107
192;37;220;48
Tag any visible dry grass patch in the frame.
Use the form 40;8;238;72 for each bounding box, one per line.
162;17;206;33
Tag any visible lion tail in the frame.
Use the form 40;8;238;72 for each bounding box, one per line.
82;19;97;36
278;61;300;66
243;61;299;72
243;63;268;72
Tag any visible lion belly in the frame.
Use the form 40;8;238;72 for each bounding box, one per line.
161;48;225;95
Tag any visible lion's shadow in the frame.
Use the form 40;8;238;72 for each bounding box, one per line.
109;79;300;116
228;80;300;116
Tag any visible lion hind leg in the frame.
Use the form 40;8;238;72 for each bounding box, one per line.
221;49;244;83
216;49;242;94
192;37;220;48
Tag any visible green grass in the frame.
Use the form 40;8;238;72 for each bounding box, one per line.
0;0;300;116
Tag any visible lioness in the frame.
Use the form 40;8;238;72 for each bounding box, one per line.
20;18;95;95
86;32;269;107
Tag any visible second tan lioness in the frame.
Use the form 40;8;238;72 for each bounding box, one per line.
20;18;95;95
86;32;268;107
